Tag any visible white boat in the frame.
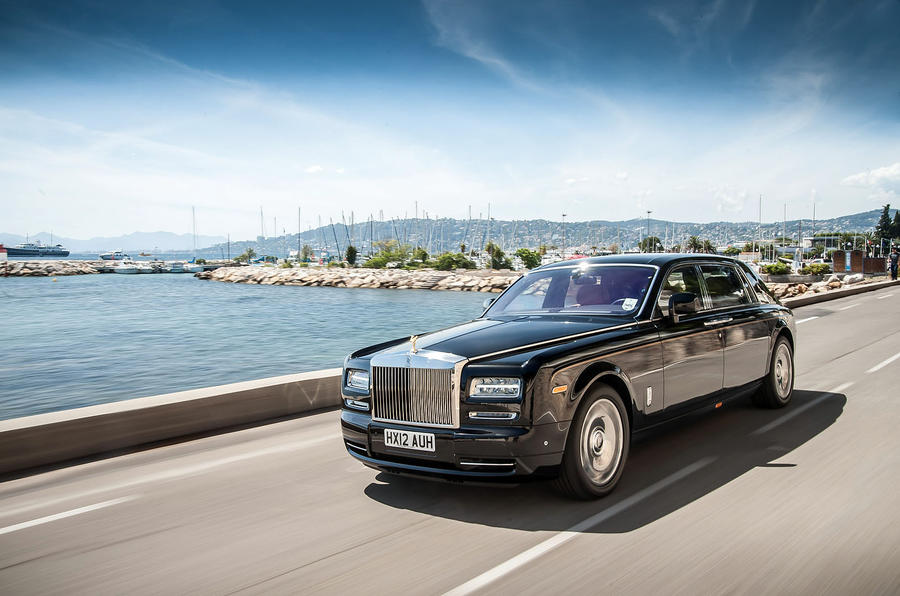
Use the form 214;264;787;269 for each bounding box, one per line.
183;263;204;273
113;262;139;274
135;262;155;273
100;250;130;260
167;261;186;273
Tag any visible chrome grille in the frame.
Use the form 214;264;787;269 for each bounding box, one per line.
372;366;456;428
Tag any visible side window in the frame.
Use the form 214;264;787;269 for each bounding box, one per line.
657;266;704;314
737;262;775;304
700;265;750;309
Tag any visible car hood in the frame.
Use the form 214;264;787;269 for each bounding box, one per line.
378;315;633;361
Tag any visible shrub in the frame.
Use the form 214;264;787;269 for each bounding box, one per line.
363;256;389;269
194;258;207;264
280;261;293;268
762;262;791;275
800;263;832;276
327;261;346;268
434;252;477;271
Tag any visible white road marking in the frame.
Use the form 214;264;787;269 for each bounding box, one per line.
0;496;136;536
796;316;819;324
0;434;335;518
875;293;894;300
753;382;853;435
443;457;716;596
867;351;900;374
838;303;859;311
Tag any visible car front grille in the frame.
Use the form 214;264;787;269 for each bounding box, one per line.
371;366;456;428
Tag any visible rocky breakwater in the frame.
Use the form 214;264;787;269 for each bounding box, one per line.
768;273;870;300
2;260;100;277
196;266;521;293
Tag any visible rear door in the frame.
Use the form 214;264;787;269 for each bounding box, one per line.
656;264;725;409
698;263;771;389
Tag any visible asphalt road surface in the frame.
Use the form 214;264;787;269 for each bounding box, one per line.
2;287;899;595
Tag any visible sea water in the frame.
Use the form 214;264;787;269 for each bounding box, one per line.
0;274;486;420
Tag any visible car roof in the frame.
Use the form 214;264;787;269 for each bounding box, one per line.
532;253;737;271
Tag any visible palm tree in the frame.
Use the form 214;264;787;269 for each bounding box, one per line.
687;236;702;253
702;239;716;254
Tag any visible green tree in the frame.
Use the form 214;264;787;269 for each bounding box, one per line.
893;211;900;240
742;242;755;253
345;245;358;266
412;247;428;263
485;242;512;269
300;244;313;261
702;239;716;254
723;246;741;256
515;248;542;269
639;236;662;252
875;204;893;240
686;236;702;253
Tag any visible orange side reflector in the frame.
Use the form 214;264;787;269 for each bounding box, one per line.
715;401;723;409
552;385;568;394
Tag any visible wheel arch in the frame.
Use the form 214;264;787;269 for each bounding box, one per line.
571;362;636;432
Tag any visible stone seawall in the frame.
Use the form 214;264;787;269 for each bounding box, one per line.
196;266;521;292
1;260;100;276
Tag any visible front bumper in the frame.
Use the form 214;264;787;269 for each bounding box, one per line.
340;409;566;481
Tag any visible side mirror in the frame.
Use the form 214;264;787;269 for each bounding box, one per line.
668;292;697;324
482;297;496;311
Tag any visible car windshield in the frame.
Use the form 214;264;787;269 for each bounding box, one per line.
487;264;655;316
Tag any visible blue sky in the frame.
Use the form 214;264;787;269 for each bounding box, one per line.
1;0;899;239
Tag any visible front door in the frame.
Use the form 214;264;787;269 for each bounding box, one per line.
656;265;724;409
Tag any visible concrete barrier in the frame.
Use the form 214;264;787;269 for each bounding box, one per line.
0;368;342;476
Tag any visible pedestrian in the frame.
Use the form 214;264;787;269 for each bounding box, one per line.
890;245;899;281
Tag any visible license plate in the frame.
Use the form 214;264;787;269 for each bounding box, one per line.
384;428;435;452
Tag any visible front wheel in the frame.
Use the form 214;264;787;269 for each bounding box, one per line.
555;384;630;499
753;336;794;408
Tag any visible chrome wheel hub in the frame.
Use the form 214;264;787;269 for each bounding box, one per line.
774;343;793;400
579;398;624;486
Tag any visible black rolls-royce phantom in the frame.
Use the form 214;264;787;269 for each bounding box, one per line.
341;254;796;499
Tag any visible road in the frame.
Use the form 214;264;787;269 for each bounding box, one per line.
2;287;899;595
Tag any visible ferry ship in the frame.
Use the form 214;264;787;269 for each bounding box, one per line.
5;241;70;257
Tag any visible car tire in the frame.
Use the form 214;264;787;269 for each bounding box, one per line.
753;336;794;409
555;384;630;499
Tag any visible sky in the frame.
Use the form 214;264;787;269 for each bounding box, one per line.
1;0;899;240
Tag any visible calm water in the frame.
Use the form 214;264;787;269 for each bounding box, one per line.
0;274;486;420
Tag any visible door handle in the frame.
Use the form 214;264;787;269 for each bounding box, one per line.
704;317;733;326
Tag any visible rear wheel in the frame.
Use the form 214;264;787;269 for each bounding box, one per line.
555;384;630;499
753;336;794;408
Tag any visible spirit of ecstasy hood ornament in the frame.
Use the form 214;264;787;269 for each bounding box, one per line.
409;335;419;354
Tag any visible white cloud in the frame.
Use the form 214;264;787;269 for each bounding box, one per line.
616;171;629;180
841;162;900;199
305;165;323;174
422;0;543;92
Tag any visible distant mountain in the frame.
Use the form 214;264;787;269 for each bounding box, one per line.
3;207;894;258
209;207;899;258
0;231;227;253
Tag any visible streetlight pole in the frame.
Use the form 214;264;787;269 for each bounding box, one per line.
646;210;652;252
562;213;567;255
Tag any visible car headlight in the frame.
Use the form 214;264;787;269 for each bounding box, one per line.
469;377;522;399
346;369;370;391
